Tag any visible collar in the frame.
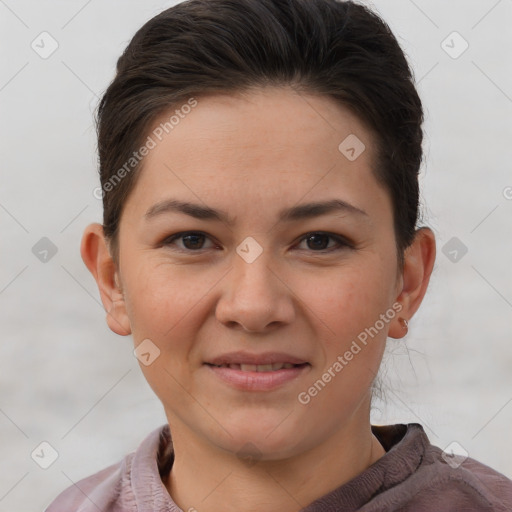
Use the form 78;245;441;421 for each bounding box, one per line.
130;422;429;512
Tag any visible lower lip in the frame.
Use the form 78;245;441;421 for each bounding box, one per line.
205;364;310;391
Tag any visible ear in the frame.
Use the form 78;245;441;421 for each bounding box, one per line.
80;223;131;336
388;227;436;339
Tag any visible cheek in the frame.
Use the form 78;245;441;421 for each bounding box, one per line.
124;264;200;402
123;260;211;340
301;261;392;350
295;269;389;414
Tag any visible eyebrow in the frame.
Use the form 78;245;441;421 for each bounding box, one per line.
145;198;369;225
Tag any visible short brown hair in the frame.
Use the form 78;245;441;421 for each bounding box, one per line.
96;0;424;269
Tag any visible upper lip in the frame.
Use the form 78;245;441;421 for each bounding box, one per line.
206;351;308;366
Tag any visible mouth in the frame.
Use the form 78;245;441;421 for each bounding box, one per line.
204;352;311;391
207;362;307;372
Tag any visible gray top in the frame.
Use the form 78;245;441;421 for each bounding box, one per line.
46;423;512;511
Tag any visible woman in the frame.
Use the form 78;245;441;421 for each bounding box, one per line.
46;0;512;510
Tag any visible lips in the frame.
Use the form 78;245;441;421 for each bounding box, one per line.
204;352;310;391
206;351;308;367
210;362;298;372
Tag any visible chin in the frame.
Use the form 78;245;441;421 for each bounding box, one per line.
210;412;312;461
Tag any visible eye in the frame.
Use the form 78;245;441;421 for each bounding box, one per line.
162;231;217;251
161;230;352;253
295;232;352;252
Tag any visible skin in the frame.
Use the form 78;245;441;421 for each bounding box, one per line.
82;86;436;512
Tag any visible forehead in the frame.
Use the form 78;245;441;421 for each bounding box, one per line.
125;87;392;226
148;87;374;158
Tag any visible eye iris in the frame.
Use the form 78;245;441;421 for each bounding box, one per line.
183;234;204;249
307;234;329;250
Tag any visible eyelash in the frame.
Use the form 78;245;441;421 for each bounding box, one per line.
160;231;353;254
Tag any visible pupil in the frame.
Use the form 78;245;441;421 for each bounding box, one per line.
184;234;204;249
308;234;328;250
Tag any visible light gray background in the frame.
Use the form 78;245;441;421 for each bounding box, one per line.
1;0;511;510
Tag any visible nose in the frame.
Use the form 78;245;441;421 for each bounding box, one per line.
215;249;295;333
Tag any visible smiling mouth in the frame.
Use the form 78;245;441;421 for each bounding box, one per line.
207;362;308;372
204;359;310;391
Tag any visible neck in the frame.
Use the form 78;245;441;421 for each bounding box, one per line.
163;417;386;512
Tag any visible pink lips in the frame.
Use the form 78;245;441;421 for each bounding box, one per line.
204;351;310;391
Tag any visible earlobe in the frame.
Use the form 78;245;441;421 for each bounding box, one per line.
388;227;436;339
80;223;132;336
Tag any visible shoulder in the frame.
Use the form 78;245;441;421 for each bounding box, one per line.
419;443;512;511
44;458;131;512
44;425;174;512
367;423;512;512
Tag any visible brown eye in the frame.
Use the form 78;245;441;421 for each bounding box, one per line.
181;233;206;250
297;232;352;252
305;233;331;250
162;232;215;251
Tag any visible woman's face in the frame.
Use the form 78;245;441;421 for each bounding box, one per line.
115;87;404;458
